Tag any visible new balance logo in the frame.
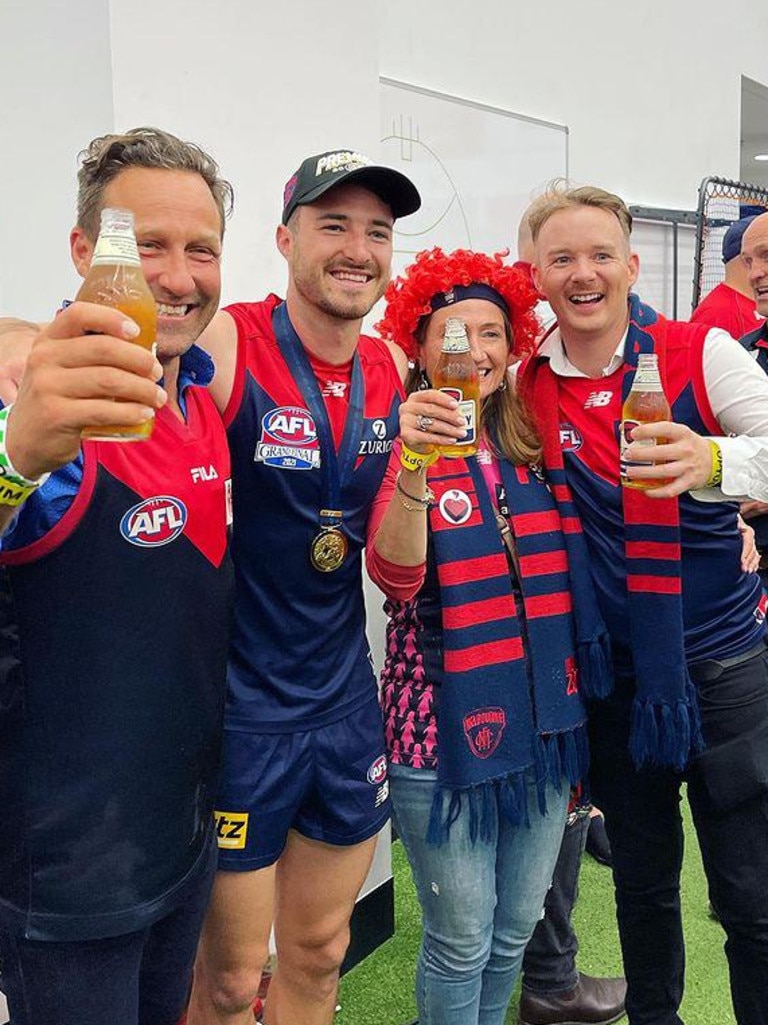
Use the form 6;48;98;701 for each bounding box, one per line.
321;380;348;398
584;390;613;408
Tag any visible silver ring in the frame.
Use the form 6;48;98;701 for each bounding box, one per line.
416;414;434;432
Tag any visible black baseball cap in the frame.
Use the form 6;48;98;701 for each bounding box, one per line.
281;149;421;224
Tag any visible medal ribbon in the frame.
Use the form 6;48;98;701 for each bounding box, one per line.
273;302;365;534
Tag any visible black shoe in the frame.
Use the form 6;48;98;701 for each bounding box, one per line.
519;972;627;1025
585;815;613;868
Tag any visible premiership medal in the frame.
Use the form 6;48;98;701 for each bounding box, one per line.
310;526;348;572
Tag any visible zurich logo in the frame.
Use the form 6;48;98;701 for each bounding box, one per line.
120;496;188;548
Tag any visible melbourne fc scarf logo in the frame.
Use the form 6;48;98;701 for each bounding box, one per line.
463;707;507;759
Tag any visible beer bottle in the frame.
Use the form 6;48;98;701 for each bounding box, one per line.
75;207;157;441
431;317;480;458
619;352;671;489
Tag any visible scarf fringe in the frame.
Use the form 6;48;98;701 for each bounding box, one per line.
426;772;530;847
576;634;614;701
534;726;590;813
629;691;703;772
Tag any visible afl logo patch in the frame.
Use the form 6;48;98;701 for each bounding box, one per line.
439;488;472;526
367;754;388;785
120;496;187;548
559;422;583;452
255;405;320;470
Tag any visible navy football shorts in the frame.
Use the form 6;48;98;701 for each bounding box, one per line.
214;696;390;870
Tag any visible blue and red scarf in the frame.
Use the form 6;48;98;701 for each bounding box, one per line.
425;450;609;843
520;294;704;771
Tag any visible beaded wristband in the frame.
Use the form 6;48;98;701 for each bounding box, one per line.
400;443;438;474
705;440;723;488
395;471;434;511
0;404;48;507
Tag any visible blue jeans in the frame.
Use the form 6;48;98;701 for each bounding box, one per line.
390;764;569;1025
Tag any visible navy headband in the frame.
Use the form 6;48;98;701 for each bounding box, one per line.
428;282;509;317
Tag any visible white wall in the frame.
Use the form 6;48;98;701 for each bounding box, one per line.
2;0;768;315
379;0;768;211
0;0;381;318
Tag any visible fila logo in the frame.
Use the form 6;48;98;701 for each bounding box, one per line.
214;810;249;850
584;390;613;408
191;464;219;483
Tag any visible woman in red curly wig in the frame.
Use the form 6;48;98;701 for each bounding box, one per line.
365;248;611;1025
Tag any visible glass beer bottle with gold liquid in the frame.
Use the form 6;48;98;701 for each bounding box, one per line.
619;352;671;489
432;317;480;458
75;207;157;440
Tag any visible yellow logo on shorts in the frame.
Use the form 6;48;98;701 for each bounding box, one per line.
214;810;249;850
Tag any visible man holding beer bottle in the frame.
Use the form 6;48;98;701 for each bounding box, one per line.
516;184;768;1025
0;127;234;1025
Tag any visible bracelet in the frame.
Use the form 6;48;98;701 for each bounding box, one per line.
705;440;723;488
395;471;434;511
0;405;49;508
400;443;438;474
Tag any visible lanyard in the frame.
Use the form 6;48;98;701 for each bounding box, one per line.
273;302;365;569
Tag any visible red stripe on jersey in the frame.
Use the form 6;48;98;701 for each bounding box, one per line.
562;517;582;534
627;574;682;594
524;592;573;618
445;637;524;673
626;540;681;561
441;554;507;585
514;510;562;536
519;551;569;576
443;595;515;630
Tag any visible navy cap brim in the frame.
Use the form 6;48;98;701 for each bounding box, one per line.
283;165;421;224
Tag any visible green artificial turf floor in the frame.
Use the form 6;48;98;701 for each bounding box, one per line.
337;789;734;1025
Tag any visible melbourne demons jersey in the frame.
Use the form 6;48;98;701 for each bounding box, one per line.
0;389;233;940
552;321;765;669
223;296;402;732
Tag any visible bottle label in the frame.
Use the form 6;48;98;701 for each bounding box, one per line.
619;418;655;478
441;336;470;354
91;231;141;267
631;355;663;391
631;369;663;391
440;387;477;446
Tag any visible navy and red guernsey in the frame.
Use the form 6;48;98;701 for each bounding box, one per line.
553;322;764;673
0;385;233;941
223;295;403;732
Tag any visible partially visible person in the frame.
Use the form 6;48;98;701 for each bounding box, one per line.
186;150;421;1025
367;247;611;1025
512;199;555;335
737;211;768;581
0;127;234;1025
690;214;764;337
520;183;768;1025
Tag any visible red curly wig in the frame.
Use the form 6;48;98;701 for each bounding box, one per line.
376;247;540;361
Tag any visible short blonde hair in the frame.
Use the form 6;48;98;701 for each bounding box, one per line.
528;181;632;244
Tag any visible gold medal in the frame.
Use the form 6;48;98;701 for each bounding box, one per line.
310;527;348;572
